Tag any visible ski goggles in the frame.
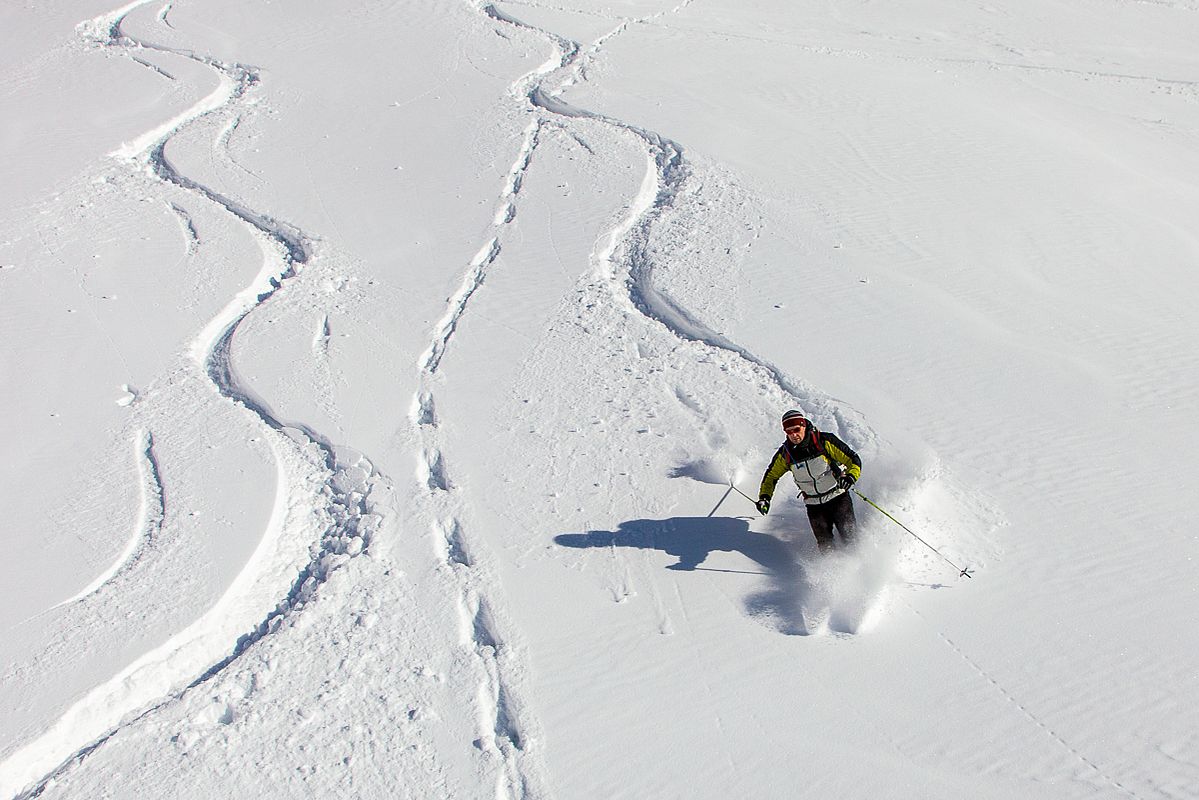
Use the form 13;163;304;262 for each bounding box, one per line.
783;419;808;432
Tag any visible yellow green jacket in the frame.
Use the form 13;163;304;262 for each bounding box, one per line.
759;427;862;506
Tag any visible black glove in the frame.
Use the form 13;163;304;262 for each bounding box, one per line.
756;496;771;515
838;471;856;490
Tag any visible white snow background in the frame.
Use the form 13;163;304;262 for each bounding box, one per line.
2;0;1198;797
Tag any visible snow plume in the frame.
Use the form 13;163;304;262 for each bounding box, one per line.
668;455;743;487
791;539;899;636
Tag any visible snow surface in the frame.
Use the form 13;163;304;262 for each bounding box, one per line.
2;0;1198;797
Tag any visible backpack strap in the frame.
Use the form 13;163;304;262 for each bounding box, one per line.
810;427;843;473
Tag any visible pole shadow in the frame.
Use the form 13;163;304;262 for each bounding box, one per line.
554;516;823;635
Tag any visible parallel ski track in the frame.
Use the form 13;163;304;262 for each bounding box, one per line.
12;4;387;797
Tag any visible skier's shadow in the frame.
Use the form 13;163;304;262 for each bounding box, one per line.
555;516;818;635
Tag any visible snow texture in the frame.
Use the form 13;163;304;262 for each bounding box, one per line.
2;0;1198;798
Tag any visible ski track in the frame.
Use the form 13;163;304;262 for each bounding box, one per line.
14;429;168;628
46;431;166;613
482;0;875;450
414;400;540;800
9;4;388;796
167;202;200;255
902;597;1143;799
410;138;542;797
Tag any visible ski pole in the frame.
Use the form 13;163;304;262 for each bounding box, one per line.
852;489;973;578
730;482;760;509
707;484;735;517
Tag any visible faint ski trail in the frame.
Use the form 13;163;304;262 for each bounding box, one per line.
902;598;1144;799
1;5;388;797
670;576;741;779
166;202;200;255
214;114;264;184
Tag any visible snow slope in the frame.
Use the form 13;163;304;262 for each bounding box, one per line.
2;0;1198;798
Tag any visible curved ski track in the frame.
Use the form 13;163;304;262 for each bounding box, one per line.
12;4;387;797
481;1;872;443
46;430;166;612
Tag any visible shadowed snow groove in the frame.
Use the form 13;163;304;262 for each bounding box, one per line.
127;431;166;576
10;5;390;797
469;592;529;794
47;431;166;612
151;139;309;266
424;448;451;491
413;390;437;426
312;314;332;357
167;202;200;255
442;519;473;567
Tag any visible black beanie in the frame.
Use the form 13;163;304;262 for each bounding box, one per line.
781;409;807;429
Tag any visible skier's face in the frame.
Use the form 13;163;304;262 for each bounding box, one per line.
784;421;807;442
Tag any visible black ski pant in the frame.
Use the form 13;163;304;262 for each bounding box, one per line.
806;492;857;553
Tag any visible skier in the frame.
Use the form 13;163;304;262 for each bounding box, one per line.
756;409;862;552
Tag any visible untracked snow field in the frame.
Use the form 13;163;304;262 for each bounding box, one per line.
2;1;1198;798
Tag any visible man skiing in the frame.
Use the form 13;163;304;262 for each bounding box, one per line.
756;410;862;552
